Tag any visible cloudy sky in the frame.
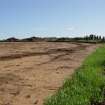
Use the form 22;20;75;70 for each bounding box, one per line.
0;0;105;39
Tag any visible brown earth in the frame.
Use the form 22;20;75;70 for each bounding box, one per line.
0;42;98;105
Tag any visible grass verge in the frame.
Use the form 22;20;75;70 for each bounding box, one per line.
44;45;105;105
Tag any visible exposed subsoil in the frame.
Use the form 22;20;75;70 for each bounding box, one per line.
0;42;98;105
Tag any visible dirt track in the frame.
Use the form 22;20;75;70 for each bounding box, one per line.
0;42;97;105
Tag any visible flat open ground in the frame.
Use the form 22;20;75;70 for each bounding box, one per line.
0;42;97;105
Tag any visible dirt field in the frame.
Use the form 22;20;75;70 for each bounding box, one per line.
0;42;97;105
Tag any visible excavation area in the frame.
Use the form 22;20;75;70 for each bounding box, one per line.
0;42;97;105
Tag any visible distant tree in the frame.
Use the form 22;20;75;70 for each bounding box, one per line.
93;35;97;40
89;34;95;40
99;36;101;40
102;36;105;42
84;36;89;40
96;36;99;40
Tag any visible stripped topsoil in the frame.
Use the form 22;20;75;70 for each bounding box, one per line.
0;42;98;105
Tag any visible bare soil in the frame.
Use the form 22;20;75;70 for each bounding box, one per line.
0;42;98;105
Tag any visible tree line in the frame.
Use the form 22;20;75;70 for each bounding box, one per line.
0;34;105;43
84;34;105;41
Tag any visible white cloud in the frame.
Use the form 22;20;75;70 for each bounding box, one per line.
66;27;75;31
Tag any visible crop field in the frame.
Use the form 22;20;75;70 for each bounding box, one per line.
0;42;97;105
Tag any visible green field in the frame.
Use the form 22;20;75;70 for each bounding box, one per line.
44;45;105;105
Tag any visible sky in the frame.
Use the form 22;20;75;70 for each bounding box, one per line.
0;0;105;39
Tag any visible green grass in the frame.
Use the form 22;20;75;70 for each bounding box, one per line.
44;45;105;105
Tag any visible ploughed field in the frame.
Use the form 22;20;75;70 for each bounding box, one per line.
0;42;97;105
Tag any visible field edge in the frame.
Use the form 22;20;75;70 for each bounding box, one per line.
44;45;105;105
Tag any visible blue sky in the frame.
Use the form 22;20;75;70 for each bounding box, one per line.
0;0;105;39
